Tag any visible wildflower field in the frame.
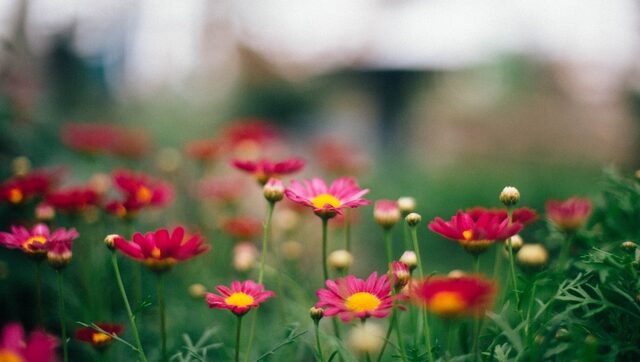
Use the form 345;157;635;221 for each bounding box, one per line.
1;118;640;362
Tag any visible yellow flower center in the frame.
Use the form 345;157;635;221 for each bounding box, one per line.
462;229;473;241
428;291;466;317
7;188;23;204
91;332;112;345
0;350;23;362
345;292;381;313
225;292;255;308
22;235;47;252
311;193;342;209
151;247;161;259
136;186;153;204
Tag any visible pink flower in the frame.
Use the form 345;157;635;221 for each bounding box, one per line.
184;138;225;163
220;217;263;241
113;226;209;272
313;138;368;175
411;275;496;318
545;197;592;231
465;207;538;226
388;261;411;289
285;177;370;219
315;272;393;322
60;122;149;159
0;169;62;205
0;322;58;362
221;119;280;149
232;158;305;185
46;228;79;269
196;176;247;204
45;186;101;213
106;169;174;218
0;224;77;262
206;280;274;316
374;200;401;228
428;210;522;255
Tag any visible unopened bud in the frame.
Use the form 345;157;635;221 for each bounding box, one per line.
555;328;570;341
517;244;548;272
405;213;421;227
622;241;637;253
399;251;417;271
263;178;284;202
448;269;465;278
328;250;353;271
309;307;324;322
500;186;520;206
12;156;31;177
156;147;182;173
189;283;207;299
35;203;55;222
47;250;72;270
348;322;385;355
280;240;303;261
374;200;401;229
104;234;119;250
397;197;416;214
503;235;524;256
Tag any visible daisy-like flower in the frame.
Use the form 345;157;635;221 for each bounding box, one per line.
545;197;592;232
232;158;305;185
221;119;279;149
315;272;393;322
374;200;401;229
60;122;149;159
428;210;523;255
46;228;79;269
206;280;274;316
411;275;496;318
285;177;370;219
0;169;61;205
0;322;58;362
220;217;263;241
466;207;538;226
75;323;124;350
197;176;247;205
106;169;174;218
45;186;101;214
113;226;209;272
0;224;77;262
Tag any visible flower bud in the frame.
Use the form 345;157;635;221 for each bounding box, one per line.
233;242;258;272
328;250;353;271
35;203;55;222
12;156;31;177
189;283;207;299
503;234;524;256
280;240;303;261
500;186;520;206
374;200;401;229
104;234;119;250
47;249;72;269
156;147;182;173
516;244;548;272
348;322;385;355
555;328;570;341
397;197;416;215
447;269;465;278
621;241;637;253
263;178;284;202
405;212;422;227
388;261;410;289
399;251;417;271
87;173;111;195
309;307;324;322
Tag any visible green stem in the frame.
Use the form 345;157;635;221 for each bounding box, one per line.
156;274;167;362
57;271;68;362
445;321;454;361
111;252;148;362
235;316;243;362
506;208;521;311
558;233;574;269
321;217;330;282
314;321;325;362
376;310;395;362
492;244;503;280
525;280;537;340
410;226;433;362
245;201;275;362
345;209;352;252
472;318;480;362
35;262;44;326
403;217;411;251
384;228;393;264
472;254;480;274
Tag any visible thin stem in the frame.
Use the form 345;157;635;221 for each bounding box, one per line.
235;316;243;362
345;209;352;252
245;201;275;362
506;208;521;310
35;262;44;326
57;271;68;362
403;217;411;251
525;280;537;340
409;226;433;362
491;245;503;280
321;217;330;282
471;318;480;362
445;321;454;361
111;252;148;362
472;254;480;274
376;310;395;362
314;321;325;362
383;228;393;264
393;311;407;362
156;274;167;362
558;232;574;269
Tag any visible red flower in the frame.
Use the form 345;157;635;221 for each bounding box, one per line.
411;275;496;318
0;169;62;205
196;176;247;204
466;207;538;226
0;322;58;362
313;138;368;175
45;186;101;213
428;210;522;254
315;272;393;322
60;122;150;158
285;177;370;219
113;226;209;272
206;280;274;316
75;323;124;350
232;158;305;185
106;169;174;217
221;119;279;148
220;217;262;241
545;197;592;231
184;138;225;163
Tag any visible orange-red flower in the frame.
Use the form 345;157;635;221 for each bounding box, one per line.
206;280;274;316
545;197;592;232
113;226;209;272
428;210;522;254
313;138;368;175
232;158;304;185
220;217;262;241
411;275;496;318
75;323;124;350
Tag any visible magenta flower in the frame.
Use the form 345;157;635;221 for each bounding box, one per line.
0;168;62;206
545;197;592;232
316;272;393;322
46;228;79;269
232;158;305;185
285;177;370;219
0;224;77;261
113;226;209;272
45;186;101;214
106;169;174;218
428;210;523;254
466;207;538;226
388;261;411;289
0;322;58;362
206;280;274;316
